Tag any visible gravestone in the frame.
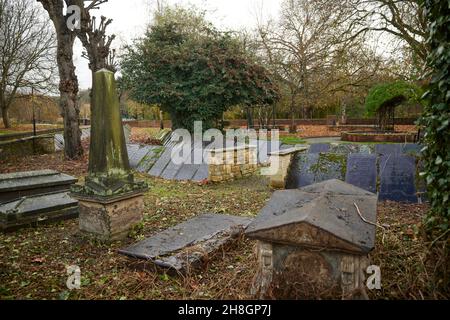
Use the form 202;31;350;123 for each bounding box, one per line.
246;180;377;299
285;153;347;189
119;214;252;271
402;144;422;156
379;154;418;203
309;143;330;154
0;192;78;232
329;144;373;155
0;170;77;203
375;144;403;155
345;154;378;194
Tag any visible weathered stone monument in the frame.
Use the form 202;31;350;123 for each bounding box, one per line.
246;179;377;300
71;69;147;241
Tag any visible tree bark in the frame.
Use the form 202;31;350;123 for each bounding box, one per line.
1;105;10;128
56;32;83;159
38;0;83;160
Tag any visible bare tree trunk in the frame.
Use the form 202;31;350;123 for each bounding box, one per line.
1;105;10;128
55;32;83;159
289;90;296;133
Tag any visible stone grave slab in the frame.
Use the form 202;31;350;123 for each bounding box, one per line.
148;146;174;177
375;144;403;155
379;154;418;203
345;154;378;193
329;144;373;155
119;214;252;271
285;153;347;189
0;192;79;232
0;170;78;203
309;143;330;154
192;164;209;182
127;144;147;168
402;144;422;156
136;146;165;173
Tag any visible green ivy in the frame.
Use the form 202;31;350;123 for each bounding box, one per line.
365;81;423;117
120;7;279;133
419;0;450;232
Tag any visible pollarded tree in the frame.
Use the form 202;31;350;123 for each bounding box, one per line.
365;81;423;131
120;6;279;132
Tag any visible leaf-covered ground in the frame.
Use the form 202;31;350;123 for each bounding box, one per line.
0;137;447;300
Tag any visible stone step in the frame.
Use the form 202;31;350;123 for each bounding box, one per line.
0;170;78;203
0;191;79;232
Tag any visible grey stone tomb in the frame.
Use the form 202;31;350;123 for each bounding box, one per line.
246;179;377;299
0;192;78;232
0;170;77;203
119;214;252;272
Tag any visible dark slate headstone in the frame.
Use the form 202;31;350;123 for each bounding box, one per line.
402;144;422;156
0;192;79;232
118;214;252;271
286;153;319;189
329;144;373;155
148;146;174;177
375;144;403;155
192;164;209;182
286;153;347;189
345;154;378;193
379;154;418;203
136;146;165;173
309;143;330;154
127;145;151;169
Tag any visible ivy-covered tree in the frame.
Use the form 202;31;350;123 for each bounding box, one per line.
419;1;450;233
120;7;279;132
365;81;423;131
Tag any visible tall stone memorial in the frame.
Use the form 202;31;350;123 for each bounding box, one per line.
71;69;147;241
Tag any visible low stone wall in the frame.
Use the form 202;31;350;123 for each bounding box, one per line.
207;146;258;182
341;131;418;143
0;135;55;159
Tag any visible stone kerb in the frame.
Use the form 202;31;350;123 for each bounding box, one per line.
268;146;308;189
207;145;258;182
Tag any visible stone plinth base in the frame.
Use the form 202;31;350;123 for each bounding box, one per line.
75;192;145;241
251;241;370;300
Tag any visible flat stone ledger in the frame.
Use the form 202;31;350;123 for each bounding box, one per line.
119;214;252;272
76;191;145;241
0;192;79;232
72;69;148;240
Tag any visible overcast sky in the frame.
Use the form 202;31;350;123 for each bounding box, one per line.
74;0;281;89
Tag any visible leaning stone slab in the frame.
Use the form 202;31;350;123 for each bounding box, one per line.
0;192;79;232
119;214;252;272
0;170;78;203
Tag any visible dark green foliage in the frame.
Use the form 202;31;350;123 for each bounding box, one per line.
419;0;450;232
365;81;423;117
120;8;279;132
